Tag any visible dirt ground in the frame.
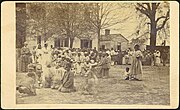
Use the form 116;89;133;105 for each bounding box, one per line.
16;65;170;105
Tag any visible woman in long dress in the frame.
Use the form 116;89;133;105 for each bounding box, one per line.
130;44;143;81
36;44;43;65
20;42;31;72
41;43;51;71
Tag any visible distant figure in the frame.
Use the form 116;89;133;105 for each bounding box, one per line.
36;44;43;65
155;50;161;66
128;50;133;65
117;50;122;65
130;44;143;81
32;46;37;63
42;43;51;71
20;42;31;72
99;52;110;78
161;49;168;66
110;48;115;66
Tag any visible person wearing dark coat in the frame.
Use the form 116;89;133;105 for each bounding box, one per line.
58;62;76;93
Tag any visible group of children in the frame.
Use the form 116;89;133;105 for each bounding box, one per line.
17;44;112;96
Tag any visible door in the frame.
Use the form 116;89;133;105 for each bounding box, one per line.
54;38;60;48
102;45;105;50
81;39;92;48
117;44;121;51
37;36;41;45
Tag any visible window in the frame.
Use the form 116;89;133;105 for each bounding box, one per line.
81;39;92;49
64;38;69;47
102;45;105;50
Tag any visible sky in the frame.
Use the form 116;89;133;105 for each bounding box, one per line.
100;3;170;46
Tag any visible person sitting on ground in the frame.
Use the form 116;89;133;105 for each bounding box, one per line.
42;63;54;88
124;67;130;80
51;59;66;89
58;62;76;93
16;66;37;96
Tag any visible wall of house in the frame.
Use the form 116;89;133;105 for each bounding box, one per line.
72;37;81;48
100;41;111;50
26;35;98;50
26;36;54;51
100;41;129;51
121;42;129;51
92;36;98;49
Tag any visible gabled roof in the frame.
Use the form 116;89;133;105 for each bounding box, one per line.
100;34;129;42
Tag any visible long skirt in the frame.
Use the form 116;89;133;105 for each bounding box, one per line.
155;57;161;66
102;68;109;78
122;57;126;65
76;63;82;74
130;59;143;80
20;55;31;72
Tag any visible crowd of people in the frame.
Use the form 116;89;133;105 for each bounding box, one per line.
17;42;112;96
16;42;169;96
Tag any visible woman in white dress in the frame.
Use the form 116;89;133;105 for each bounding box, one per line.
41;44;51;71
36;44;43;65
155;50;161;66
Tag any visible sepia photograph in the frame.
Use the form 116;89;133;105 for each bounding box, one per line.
1;1;179;109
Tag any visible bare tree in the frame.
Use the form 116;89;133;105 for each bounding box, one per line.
86;3;130;50
52;3;91;48
135;2;170;51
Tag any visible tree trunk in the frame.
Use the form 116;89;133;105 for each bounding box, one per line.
70;38;74;48
150;11;157;52
97;28;101;51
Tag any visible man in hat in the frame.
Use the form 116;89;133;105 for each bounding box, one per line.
20;42;31;72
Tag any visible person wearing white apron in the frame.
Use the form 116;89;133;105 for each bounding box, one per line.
155;50;161;66
41;44;51;71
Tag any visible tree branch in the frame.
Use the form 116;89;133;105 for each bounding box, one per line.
136;3;151;19
155;3;160;9
156;9;170;23
156;17;169;31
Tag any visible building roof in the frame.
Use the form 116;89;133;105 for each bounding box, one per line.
100;34;129;42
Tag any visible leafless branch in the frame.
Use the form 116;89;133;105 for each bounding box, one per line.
156;9;170;31
136;3;151;19
156;9;170;23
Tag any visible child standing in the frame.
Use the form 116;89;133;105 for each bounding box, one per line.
82;60;98;95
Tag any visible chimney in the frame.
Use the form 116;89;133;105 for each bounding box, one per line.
105;29;110;36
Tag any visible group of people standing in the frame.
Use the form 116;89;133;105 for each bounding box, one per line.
17;42;112;96
17;41;167;96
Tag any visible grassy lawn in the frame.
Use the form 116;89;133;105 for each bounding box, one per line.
16;65;170;105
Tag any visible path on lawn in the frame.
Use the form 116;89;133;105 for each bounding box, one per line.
16;65;170;105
